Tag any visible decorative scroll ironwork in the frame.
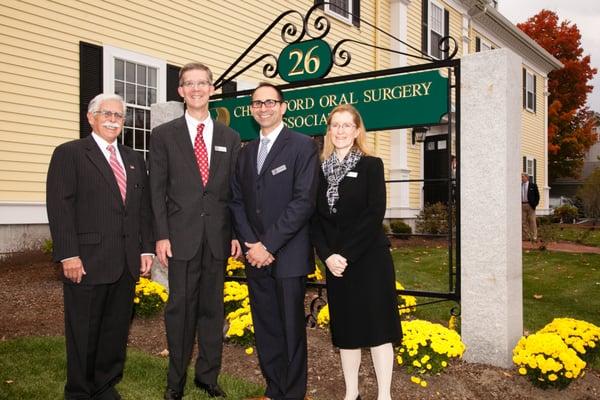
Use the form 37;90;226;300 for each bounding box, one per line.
213;1;459;90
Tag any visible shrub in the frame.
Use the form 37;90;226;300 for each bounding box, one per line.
42;239;53;255
395;281;417;315
397;320;466;387
553;204;578;224
226;257;245;277
225;298;254;346
512;332;586;389
307;265;324;282
134;278;168;317
577;167;600;220
415;203;452;234
390;220;412;236
538;318;600;364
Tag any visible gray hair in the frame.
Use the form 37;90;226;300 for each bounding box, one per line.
87;93;126;114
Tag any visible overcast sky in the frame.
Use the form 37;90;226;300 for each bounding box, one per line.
498;0;600;112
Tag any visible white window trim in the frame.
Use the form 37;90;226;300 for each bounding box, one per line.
428;0;445;60
525;69;535;113
525;156;535;179
325;1;353;25
103;45;166;103
479;38;492;52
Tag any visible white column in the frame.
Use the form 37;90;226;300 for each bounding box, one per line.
460;48;523;368
388;0;412;218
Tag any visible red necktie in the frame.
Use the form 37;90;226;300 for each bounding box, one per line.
194;123;209;186
107;144;127;203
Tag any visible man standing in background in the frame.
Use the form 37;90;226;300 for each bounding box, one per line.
521;172;540;242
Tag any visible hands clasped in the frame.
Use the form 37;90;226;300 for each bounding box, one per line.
244;241;274;268
325;253;348;277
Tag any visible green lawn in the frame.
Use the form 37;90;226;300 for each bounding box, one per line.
392;246;600;369
0;337;263;400
538;224;600;247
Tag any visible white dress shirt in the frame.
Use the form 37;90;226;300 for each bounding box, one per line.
91;132;126;177
185;111;214;165
258;122;284;158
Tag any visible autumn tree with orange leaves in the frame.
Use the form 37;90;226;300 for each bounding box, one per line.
518;9;597;180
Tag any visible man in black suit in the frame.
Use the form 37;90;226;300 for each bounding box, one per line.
521;172;540;241
230;83;319;400
46;93;154;400
149;62;241;400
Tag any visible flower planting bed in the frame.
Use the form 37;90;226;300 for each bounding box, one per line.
1;254;600;399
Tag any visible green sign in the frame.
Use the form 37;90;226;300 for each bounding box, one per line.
209;69;448;140
278;39;333;82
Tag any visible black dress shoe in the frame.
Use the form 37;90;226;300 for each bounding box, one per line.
163;388;183;400
194;379;226;398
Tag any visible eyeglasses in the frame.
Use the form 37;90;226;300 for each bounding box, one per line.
251;99;282;109
330;123;356;131
181;80;212;89
94;110;124;120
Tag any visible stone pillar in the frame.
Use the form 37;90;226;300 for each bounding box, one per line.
460;48;523;368
149;101;185;291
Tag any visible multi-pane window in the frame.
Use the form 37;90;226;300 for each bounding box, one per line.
326;0;352;23
429;2;444;59
113;59;157;158
525;70;535;112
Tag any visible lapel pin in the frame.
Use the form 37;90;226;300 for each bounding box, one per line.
129;165;135;169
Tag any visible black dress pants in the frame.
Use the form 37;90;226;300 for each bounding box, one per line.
247;274;307;400
63;270;135;400
164;240;225;393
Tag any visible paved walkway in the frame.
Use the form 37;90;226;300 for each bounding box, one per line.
522;241;600;254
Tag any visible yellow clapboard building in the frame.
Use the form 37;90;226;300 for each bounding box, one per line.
0;0;560;251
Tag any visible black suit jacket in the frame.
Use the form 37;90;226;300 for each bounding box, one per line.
149;117;241;260
230;128;319;278
311;156;390;264
527;181;540;210
46;136;154;285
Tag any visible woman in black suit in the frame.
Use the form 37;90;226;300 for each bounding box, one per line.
312;104;402;400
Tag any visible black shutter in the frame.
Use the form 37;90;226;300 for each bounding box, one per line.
421;0;428;55
443;9;449;58
222;80;238;94
523;156;526;173
79;41;103;138
475;37;481;52
533;159;537;184
533;74;537;113
166;64;181;102
522;68;526;109
352;0;360;27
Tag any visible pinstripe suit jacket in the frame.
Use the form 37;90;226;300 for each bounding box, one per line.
46;135;154;284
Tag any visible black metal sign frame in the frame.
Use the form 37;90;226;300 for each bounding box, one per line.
216;2;461;318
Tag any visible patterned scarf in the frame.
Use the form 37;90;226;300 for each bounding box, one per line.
322;148;363;213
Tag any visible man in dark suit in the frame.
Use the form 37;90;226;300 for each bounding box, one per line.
149;62;241;400
46;93;154;400
521;172;540;241
230;83;319;400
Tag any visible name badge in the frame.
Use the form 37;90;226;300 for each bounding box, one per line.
214;146;227;152
271;165;287;175
347;171;358;178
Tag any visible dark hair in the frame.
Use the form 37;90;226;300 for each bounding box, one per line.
179;62;213;85
252;82;284;101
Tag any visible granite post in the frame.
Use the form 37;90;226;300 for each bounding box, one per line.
460;48;523;367
148;101;185;291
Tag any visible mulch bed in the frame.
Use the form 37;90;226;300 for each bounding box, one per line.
1;251;599;399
